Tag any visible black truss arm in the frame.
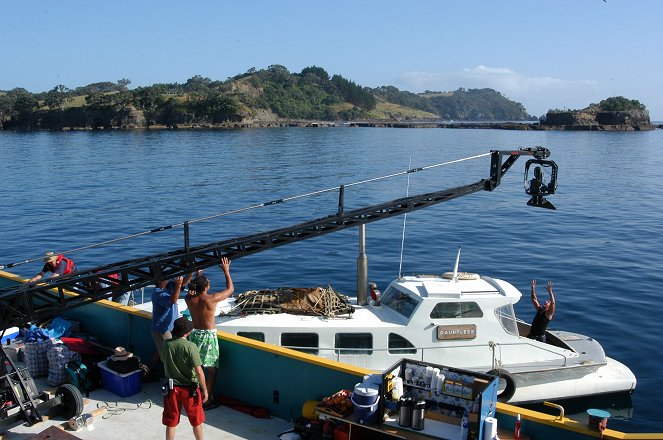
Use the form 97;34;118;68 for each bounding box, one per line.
0;147;550;329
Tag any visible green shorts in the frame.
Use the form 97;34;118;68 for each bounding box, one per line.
189;329;219;368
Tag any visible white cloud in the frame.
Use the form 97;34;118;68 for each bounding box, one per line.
397;65;602;116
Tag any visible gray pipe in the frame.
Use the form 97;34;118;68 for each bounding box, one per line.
357;224;368;306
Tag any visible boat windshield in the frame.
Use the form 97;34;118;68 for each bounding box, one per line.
494;304;518;336
381;285;420;319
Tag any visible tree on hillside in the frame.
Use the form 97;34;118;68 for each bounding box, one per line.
196;93;240;123
117;78;131;91
13;92;37;115
330;74;375;110
9;89;38;128
132;86;165;124
74;81;121;95
161;97;188;126
0;93;15;128
265;65;292;86
44;84;71;111
185;75;212;93
85;90;132;110
300;66;330;85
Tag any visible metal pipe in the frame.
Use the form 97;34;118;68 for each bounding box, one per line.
357;224;368;306
544;401;566;421
184;221;190;253
337;185;345;215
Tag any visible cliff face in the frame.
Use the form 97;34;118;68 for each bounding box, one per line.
542;108;653;131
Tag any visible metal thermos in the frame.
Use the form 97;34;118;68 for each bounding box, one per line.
398;396;412;427
411;399;426;431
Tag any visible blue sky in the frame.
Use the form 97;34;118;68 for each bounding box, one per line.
2;0;662;119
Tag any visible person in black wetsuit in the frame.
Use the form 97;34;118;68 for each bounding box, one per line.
527;279;556;342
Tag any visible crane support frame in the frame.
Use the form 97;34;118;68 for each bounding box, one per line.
0;147;551;329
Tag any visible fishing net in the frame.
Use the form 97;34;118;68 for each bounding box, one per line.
224;286;354;318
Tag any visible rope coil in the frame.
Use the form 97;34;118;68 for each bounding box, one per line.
226;286;354;318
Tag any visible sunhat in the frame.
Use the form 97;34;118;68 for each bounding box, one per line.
111;346;133;361
43;252;58;262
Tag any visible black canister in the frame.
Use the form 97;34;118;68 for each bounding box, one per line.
398;396;412;427
411;399;426;431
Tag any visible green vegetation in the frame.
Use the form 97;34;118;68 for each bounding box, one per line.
548;96;647;114
597;96;645;112
371;86;532;121
0;65;538;130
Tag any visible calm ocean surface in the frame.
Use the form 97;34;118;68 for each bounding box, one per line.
1;128;662;431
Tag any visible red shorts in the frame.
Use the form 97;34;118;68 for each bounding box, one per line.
162;385;205;427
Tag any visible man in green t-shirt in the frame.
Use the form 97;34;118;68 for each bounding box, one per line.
161;317;208;440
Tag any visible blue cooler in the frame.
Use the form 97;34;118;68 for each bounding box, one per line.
352;382;380;425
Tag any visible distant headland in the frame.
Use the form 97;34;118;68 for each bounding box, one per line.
0;66;656;131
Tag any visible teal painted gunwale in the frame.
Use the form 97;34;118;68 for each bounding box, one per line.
0;271;368;421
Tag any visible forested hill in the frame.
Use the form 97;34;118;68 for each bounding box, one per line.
0;65;533;130
369;86;533;121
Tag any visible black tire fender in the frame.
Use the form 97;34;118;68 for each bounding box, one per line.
487;368;516;402
56;383;84;419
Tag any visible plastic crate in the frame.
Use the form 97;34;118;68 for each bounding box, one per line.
1;326;19;344
97;360;142;397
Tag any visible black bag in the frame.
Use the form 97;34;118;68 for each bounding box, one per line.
106;356;141;374
65;360;95;397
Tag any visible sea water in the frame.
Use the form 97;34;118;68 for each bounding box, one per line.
1;127;662;432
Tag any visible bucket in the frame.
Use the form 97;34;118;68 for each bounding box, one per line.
587;408;610;432
353;382;379;406
351;394;380;425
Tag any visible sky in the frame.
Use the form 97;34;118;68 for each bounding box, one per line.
2;0;662;119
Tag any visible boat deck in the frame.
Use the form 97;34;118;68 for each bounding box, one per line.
2;378;292;440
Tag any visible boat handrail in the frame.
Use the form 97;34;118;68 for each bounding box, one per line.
480;275;506;296
543;401;566;421
282;340;570;367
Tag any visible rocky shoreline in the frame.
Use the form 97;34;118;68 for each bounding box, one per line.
38;116;658;131
346;120;656;130
4;119;658;131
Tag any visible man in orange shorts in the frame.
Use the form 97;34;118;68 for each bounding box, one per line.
161;317;208;440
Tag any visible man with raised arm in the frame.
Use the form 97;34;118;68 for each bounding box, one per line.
146;271;195;382
185;257;234;408
527;279;556;342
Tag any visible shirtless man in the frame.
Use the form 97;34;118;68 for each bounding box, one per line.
185;257;234;406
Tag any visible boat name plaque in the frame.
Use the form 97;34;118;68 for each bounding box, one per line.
436;324;476;340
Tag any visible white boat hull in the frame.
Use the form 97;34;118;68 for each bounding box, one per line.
135;272;637;404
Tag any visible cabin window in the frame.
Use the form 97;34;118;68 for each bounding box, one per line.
430;302;483;319
334;333;373;355
495;304;519;336
388;333;417;354
381;286;420;319
237;332;265;342
281;333;319;355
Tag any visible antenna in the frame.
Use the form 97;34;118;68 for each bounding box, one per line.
398;157;413;278
452;246;462;282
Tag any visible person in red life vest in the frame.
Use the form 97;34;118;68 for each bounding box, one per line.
29;251;77;282
527;279;556;342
